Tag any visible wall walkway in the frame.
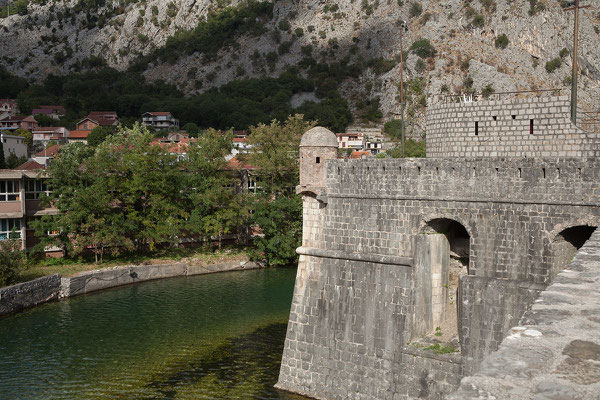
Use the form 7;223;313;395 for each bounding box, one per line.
448;230;600;399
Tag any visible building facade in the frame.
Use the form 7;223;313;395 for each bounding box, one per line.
142;112;180;131
0;133;28;159
0;168;59;255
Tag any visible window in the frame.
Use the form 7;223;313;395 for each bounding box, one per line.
316;157;320;164
0;180;20;201
0;218;21;240
25;179;49;200
530;119;534;134
248;176;262;193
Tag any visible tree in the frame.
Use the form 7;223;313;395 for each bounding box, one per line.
6;153;27;169
244;115;315;266
33;123;187;261
387;139;426;158
182;122;200;136
244;115;316;195
384;119;404;139
14;128;33;149
87;125;115;147
249;195;302;266
0;240;26;286
184;128;248;248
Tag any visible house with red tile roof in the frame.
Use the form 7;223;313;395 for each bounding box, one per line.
16;160;45;171
32;144;62;166
349;150;372;159
0;115;39;132
76;111;119;131
142;112;179;131
67;130;91;144
32;105;66;119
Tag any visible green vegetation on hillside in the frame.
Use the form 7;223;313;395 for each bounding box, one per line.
132;1;273;69
3;65;353;132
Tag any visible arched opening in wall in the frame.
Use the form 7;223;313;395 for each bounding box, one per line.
551;225;596;280
420;218;471;348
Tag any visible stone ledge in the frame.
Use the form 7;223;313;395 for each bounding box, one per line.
1;259;262;317
297;246;413;267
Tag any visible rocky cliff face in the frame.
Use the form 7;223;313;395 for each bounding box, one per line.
1;0;598;131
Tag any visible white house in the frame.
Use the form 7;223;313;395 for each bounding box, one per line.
32;127;69;146
0;133;27;160
226;137;253;161
142;112;180;131
336;132;365;149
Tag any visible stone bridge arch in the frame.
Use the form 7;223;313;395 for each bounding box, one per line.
413;217;472;344
550;223;597;280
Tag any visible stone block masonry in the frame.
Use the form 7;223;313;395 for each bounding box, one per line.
0;274;61;316
278;155;600;399
449;229;600;399
426;96;600;158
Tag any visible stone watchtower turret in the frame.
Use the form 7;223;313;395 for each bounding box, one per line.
297;126;338;197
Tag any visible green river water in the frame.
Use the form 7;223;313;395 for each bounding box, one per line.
0;267;309;400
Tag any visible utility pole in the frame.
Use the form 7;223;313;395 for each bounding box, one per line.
399;20;408;157
564;0;590;124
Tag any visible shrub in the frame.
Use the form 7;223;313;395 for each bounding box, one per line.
559;47;569;58
494;34;509;49
563;75;572;86
482;83;495;98
278;41;292;55
368;58;397;74
472;14;484;28
545;57;562;73
278;19;290;31
0;240;25;286
410;38;436;59
167;2;178;18
415;58;425;73
294;27;304;37
152;5;158;15
323;4;339;12
409;1;422;17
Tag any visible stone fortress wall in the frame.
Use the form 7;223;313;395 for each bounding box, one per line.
277;96;600;399
426;95;600;158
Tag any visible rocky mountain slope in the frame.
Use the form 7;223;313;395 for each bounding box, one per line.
1;0;598;134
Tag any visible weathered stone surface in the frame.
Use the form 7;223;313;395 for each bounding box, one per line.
449;231;600;399
61;259;261;298
279;98;600;399
427;96;600;159
0;274;61;316
0;260;261;317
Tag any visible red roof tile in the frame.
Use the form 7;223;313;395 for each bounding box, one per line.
68;130;91;139
16;160;45;170
34;144;61;157
349;151;371;159
227;156;255;170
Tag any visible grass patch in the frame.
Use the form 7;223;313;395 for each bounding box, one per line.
424;343;458;354
17;245;251;283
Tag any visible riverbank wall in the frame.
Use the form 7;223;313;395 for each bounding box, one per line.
0;259;261;317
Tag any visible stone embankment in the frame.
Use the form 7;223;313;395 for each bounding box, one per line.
448;230;600;399
0;259;261;317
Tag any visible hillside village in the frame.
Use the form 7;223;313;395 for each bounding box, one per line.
0;93;404;262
